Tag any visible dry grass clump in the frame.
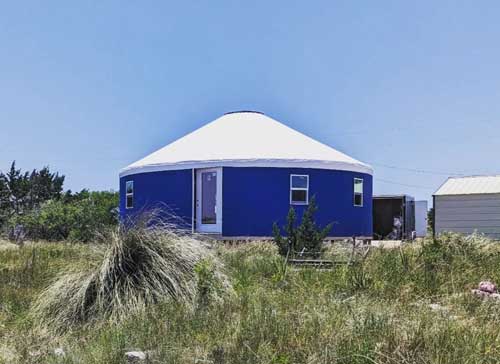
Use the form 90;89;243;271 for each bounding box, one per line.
30;218;229;333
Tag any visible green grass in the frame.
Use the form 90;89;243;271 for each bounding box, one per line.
1;234;500;363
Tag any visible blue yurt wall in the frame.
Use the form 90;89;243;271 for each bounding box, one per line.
222;167;372;237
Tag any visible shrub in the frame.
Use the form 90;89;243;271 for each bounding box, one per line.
30;218;230;333
8;191;118;242
194;258;227;307
273;196;332;256
9;200;78;241
220;241;283;290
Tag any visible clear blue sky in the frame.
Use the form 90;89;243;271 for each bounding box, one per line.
1;1;499;204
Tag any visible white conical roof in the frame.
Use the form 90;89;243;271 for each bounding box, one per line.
120;111;372;177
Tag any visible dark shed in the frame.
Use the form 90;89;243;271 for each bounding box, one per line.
373;195;415;240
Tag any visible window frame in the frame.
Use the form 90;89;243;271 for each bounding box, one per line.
290;174;309;205
125;180;134;209
353;177;363;207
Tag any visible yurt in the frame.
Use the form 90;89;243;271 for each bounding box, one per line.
120;111;373;239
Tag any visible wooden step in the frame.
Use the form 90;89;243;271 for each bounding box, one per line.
288;259;334;268
288;259;353;268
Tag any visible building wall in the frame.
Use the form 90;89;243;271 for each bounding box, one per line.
415;200;428;237
435;193;500;239
119;169;193;229
119;166;373;238
222;167;373;238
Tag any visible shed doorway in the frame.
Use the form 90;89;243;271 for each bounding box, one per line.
195;168;222;233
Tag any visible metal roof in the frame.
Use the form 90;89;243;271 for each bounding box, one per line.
120;111;372;177
434;175;500;196
373;194;414;199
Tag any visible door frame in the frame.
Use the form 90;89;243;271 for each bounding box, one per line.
195;167;222;233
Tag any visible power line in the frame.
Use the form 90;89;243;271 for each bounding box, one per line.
372;162;498;177
369;162;465;176
374;178;435;190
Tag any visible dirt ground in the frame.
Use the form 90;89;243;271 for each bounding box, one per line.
371;240;404;248
0;239;18;250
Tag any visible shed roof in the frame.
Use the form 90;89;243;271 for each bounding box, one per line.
120;111;372;177
434;175;500;196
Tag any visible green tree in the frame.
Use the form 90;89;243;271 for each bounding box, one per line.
273;195;332;256
5;161;30;215
297;196;332;254
27;166;64;208
0;161;64;225
273;207;297;256
0;174;10;226
427;207;435;235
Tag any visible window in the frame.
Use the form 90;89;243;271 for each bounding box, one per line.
290;174;309;204
354;178;363;207
125;181;134;209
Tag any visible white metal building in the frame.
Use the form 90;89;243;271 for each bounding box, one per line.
434;175;500;239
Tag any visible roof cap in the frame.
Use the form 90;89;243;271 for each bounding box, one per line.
224;110;264;115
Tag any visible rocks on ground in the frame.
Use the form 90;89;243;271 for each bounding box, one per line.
125;351;148;363
54;347;65;357
428;303;449;312
472;281;500;300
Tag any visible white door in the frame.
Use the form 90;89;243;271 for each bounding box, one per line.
196;168;222;233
